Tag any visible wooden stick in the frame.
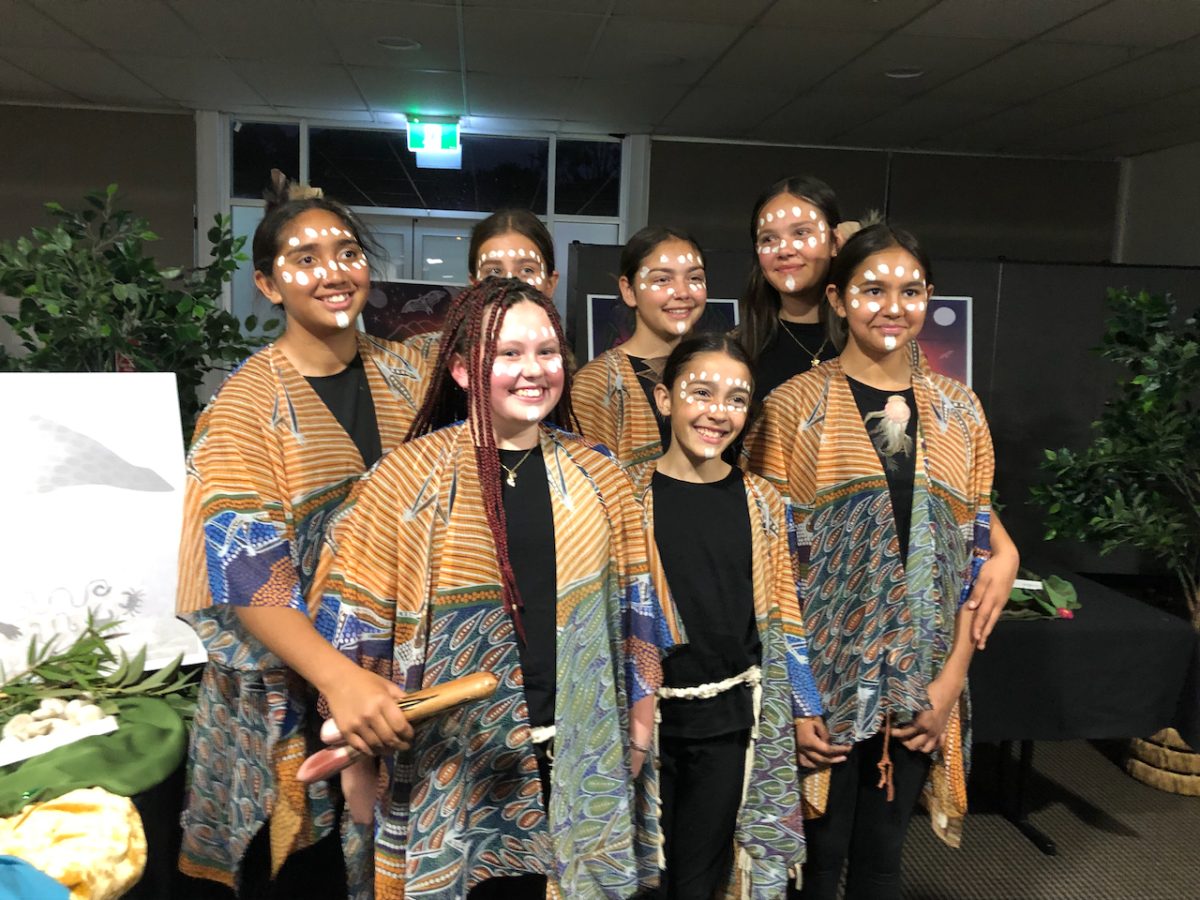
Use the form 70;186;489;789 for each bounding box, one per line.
297;672;499;783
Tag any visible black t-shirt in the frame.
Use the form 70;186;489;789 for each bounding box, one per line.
846;377;919;566
305;353;382;468
499;446;557;728
754;320;839;402
652;468;760;739
624;353;670;445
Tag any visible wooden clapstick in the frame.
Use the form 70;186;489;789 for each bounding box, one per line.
297;671;499;783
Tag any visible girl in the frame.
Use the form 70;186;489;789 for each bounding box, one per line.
745;225;994;900
645;334;820;899
469;208;559;294
308;277;680;900
573;226;707;494
739;175;845;403
176;175;431;897
743;175;1017;651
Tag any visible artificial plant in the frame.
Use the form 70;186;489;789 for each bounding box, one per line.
0;184;278;435
1032;288;1200;628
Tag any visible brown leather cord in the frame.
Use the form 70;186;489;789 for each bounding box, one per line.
876;711;895;802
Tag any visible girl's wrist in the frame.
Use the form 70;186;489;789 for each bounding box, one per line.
630;739;651;755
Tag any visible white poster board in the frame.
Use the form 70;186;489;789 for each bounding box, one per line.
0;373;204;679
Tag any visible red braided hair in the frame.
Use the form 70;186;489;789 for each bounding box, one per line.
406;276;578;640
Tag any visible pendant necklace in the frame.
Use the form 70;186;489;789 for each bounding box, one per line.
500;446;537;487
778;319;829;367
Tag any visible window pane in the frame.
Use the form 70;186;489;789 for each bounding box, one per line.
231;122;300;199
309;128;547;213
555;140;621;216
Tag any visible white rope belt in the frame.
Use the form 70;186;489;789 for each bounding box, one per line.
657;665;761;700
528;724;556;745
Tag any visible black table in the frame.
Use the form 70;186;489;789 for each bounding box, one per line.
969;570;1200;853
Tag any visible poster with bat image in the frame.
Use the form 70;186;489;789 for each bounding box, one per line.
360;279;465;341
0;373;204;679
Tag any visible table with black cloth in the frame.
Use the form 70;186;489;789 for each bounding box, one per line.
969;569;1200;853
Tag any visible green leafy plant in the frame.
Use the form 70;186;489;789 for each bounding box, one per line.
1032;288;1200;628
0;613;198;724
0;184;279;435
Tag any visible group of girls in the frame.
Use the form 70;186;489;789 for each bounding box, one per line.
176;171;1017;900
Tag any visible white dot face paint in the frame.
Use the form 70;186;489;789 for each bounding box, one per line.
304;227;318;239
883;335;897;350
474;234;550;286
288;236;300;247
850;298;860;309
313;267;327;280
878;263;890;275
864;270;877;281
895;266;905;277
784;275;796;292
660;254;670;263
276;255;285;268
294;271;309;286
281;270;293;284
545;356;562;374
704;447;715;458
866;301;881;313
807;236;818;248
334;310;351;329
675;321;686;333
918;301;927;312
526;408;540;421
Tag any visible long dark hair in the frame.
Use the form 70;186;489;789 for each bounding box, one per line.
467;209;556;278
738;174;842;362
406;276;575;639
826;223;934;297
251;169;381;276
660;332;756;464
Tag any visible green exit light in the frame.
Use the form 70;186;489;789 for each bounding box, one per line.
407;121;460;152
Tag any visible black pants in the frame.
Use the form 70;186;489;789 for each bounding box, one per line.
656;729;749;900
467;748;553;900
790;732;931;900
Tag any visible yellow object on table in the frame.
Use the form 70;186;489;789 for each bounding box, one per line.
0;787;146;899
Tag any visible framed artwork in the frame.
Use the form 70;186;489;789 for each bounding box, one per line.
360;279;464;341
919;295;972;385
583;294;739;362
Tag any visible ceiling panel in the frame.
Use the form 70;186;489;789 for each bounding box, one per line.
232;61;366;109
116;54;266;108
1046;0;1200;47
565;78;690;133
816;32;1018;95
583;16;739;84
1;46;173;105
0;0;89;49
1044;44;1200;110
33;0;209;56
902;0;1106;41
834;97;1007;146
657;85;799;137
464;8;603;78
467;72;574;118
928;40;1132;104
700;25;878;89
171;0;340;63
750;91;899;144
312;1;460;70
0;55;78;102
350;65;462;115
759;0;940;33
611;0;773;25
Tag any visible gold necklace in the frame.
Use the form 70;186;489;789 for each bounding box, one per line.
778;319;829;368
500;446;537;487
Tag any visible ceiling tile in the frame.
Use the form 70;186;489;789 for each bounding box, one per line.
583;16;739;84
232;61;365;109
466;72;574;119
0;55;78;101
816;32;1018;94
0;46;173;105
1047;0;1200;47
172;0;340;63
759;0;940;32
700;25;878;89
750;91;898;144
464;7;602;77
350;65;463;115
657;85;798;137
903;0;1106;40
33;0;209;56
461;0;610;11
0;0;89;49
116;53;266;107
834;97;1007;146
929;40;1132;103
611;0;773;24
311;1;460;70
1043;45;1200;109
568;77;689;127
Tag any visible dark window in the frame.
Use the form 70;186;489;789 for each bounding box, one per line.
555;140;621;216
231;122;300;199
309;128;548;213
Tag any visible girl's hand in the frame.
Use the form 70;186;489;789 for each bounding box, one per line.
795;717;851;768
323;667;414;758
892;678;961;754
630;739;652;777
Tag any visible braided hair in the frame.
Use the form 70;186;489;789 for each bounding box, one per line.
406;276;577;639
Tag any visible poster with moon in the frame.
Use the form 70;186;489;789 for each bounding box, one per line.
0;373;203;678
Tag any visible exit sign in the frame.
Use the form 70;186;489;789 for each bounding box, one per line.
407;121;460;152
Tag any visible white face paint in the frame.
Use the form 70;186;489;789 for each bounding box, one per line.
878;263;890;275
281;270;293;284
475;234;550;288
294;271;309;286
288;236;300;247
850;298;860;309
784;275;796;292
675;321;687;333
304;227;318;238
276;255;286;268
866;301;881;313
334;311;351;329
883;335;897;350
704;447;716;458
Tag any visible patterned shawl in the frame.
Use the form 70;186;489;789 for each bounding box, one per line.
310;423;682;899
744;349;993;847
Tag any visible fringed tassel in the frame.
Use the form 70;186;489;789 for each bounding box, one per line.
734;671;765;899
876;712;895;802
652;708;666;871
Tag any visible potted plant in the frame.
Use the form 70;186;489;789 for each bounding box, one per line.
0;184;277;435
1033;286;1199;794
